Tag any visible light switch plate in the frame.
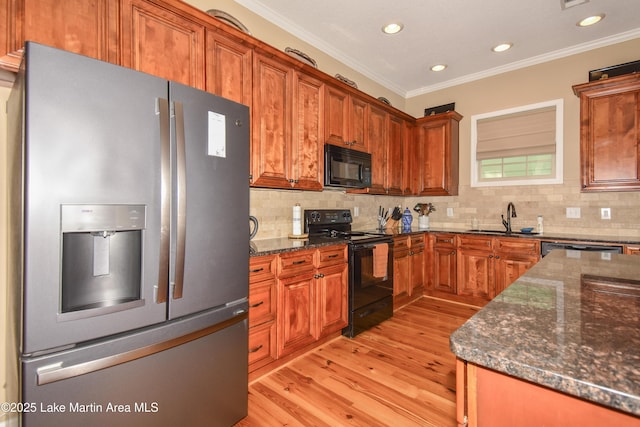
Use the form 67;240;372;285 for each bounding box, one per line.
601;207;611;220
447;207;454;217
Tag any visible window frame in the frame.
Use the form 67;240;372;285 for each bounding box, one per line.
470;99;564;187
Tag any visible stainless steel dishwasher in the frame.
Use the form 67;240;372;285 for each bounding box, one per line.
540;241;624;257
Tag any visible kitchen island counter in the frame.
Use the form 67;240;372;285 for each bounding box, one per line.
450;250;640;421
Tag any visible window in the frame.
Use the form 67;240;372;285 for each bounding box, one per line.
471;99;563;187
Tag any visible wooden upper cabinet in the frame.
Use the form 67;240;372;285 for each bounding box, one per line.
324;85;369;152
367;105;389;194
414;111;462;196
120;0;205;89
250;52;293;188
205;30;252;106
573;74;640;192
291;71;324;191
388;114;407;195
1;0;118;70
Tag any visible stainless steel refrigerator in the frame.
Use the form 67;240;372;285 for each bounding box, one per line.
6;42;250;426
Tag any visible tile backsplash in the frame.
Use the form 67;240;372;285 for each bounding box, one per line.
250;179;640;240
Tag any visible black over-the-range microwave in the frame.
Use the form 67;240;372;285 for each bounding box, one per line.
324;144;372;188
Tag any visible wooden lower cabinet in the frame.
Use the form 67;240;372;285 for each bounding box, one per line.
625;245;640;255
457;235;493;299
409;234;425;296
493;238;540;297
248;254;277;373
316;262;349;338
277;269;317;357
431;234;457;294
457;235;539;300
458;360;639;427
250;245;347;374
393;235;411;300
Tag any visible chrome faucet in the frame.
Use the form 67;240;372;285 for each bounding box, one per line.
501;202;517;233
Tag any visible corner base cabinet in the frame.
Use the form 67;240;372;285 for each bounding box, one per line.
573;74;640;192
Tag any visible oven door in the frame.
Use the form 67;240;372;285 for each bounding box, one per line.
350;240;393;309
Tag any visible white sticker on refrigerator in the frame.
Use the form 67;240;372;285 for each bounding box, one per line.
208;111;226;158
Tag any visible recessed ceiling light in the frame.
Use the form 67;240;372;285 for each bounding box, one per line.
382;22;404;35
577;14;605;27
431;64;447;72
492;43;513;53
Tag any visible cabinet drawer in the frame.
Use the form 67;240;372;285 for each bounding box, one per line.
278;249;315;276
248;321;276;368
495;237;540;255
249;255;276;282
249;280;276;327
316;245;347;268
393;236;410;250
434;233;456;247
458;235;493;251
410;234;425;249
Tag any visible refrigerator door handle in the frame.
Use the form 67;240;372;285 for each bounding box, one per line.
36;311;248;386
156;97;171;304
173;101;187;300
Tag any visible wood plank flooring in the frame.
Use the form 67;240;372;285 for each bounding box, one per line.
236;297;479;427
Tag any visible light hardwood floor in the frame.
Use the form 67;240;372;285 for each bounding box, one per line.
236;297;479;427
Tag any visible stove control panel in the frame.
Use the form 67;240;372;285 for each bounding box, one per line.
304;209;352;226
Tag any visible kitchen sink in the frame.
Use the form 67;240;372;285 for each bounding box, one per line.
466;229;540;236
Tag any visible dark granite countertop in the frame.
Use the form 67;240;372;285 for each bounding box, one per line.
250;237;348;257
450;250;640;416
250;228;640;257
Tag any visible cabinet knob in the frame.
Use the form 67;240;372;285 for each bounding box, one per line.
495;255;501;259
451;251;456;255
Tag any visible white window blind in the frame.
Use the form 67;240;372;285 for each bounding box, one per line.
476;106;556;160
471;99;563;187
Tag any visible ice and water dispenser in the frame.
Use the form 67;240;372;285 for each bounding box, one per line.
60;204;146;320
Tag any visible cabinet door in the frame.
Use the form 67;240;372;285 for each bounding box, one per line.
291;71;324;190
250;52;293;188
581;85;640;191
393;248;411;298
277;271;316;357
409;245;425;295
324;85;349;147
368;105;388;194
349;94;369;152
121;0;205;88
433;237;457;294
493;255;538;298
2;0;117;70
415;112;462;196
205;30;252;106
393;237;411;298
457;247;492;299
316;263;348;337
387;115;406;195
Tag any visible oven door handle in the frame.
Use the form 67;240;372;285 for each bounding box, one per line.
351;241;391;250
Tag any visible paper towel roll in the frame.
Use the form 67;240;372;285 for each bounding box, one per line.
292;204;302;235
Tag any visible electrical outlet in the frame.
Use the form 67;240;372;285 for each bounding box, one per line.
446;207;454;217
601;207;611;220
353;206;359;217
566;207;581;219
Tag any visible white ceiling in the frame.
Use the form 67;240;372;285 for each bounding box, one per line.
235;0;640;98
